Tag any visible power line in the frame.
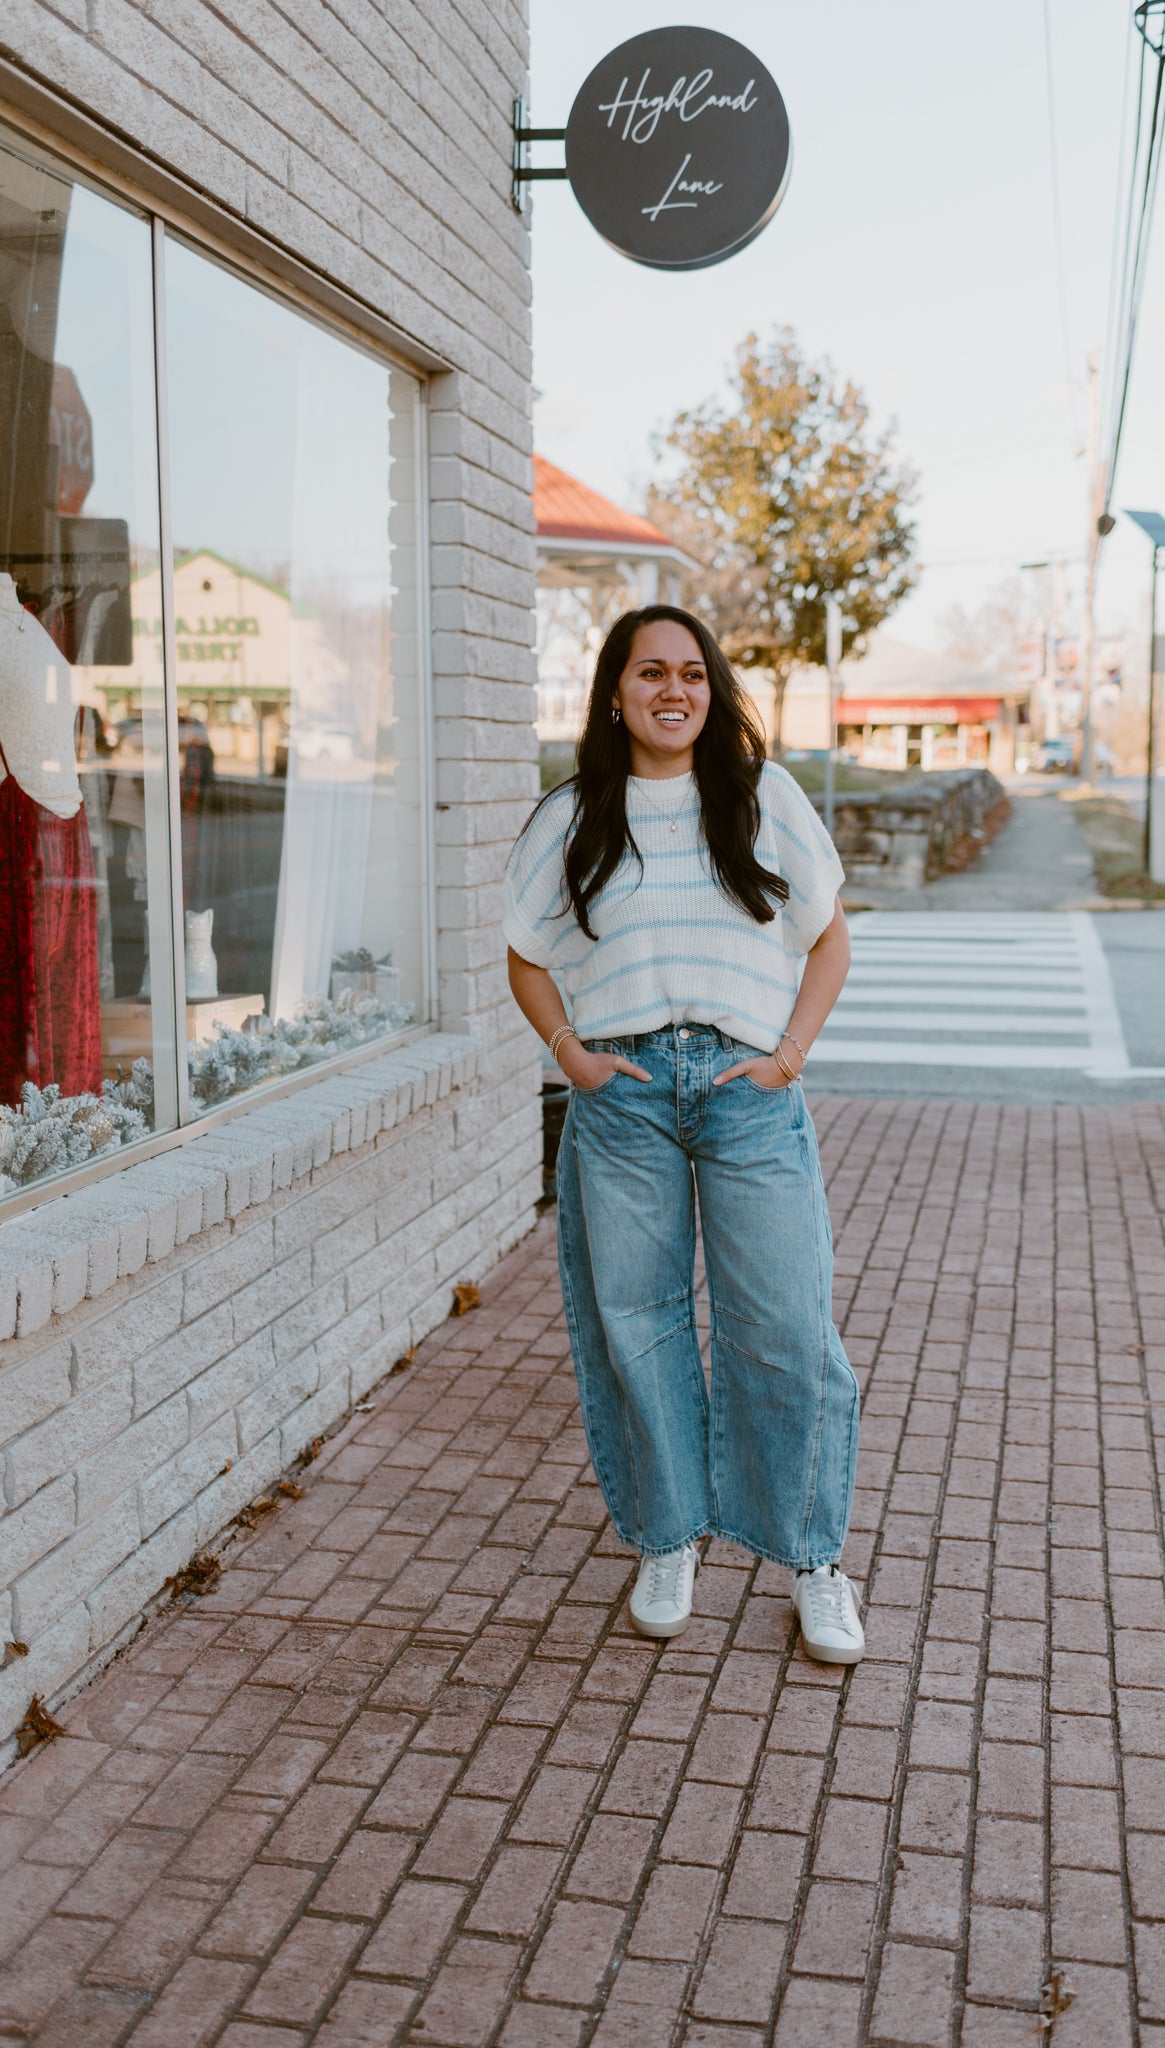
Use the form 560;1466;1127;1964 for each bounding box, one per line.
1101;1;1165;517
1042;0;1081;444
1102;16;1137;432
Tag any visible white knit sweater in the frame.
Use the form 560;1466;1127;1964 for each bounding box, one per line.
503;763;844;1052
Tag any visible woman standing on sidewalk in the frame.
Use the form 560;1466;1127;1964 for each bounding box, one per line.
504;606;864;1663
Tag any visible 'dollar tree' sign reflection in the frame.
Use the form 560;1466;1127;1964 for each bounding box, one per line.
563;27;791;271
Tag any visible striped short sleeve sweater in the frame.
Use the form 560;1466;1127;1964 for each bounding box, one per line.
503;762;844;1053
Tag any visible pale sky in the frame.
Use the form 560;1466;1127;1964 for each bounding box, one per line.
529;1;1165;664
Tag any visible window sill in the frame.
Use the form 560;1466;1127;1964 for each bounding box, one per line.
0;1028;479;1340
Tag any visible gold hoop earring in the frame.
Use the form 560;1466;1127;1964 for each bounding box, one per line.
611;705;622;725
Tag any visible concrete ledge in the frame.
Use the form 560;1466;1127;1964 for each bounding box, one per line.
0;1033;479;1343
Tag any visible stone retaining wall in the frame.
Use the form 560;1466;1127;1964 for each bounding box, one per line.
816;768;1007;891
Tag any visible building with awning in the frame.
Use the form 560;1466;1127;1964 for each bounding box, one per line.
781;633;1029;772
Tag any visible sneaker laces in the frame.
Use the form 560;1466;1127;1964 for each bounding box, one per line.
645;1548;691;1605
804;1570;856;1635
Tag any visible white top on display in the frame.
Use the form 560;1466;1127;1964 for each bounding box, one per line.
0;573;82;819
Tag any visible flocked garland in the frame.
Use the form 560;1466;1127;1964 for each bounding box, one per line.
0;989;415;1193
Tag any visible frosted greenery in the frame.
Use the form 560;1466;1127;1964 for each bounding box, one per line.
0;991;414;1192
0;1080;150;1195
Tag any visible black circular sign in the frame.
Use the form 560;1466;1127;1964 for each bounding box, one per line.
564;27;791;272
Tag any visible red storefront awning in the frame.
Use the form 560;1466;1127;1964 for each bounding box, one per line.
836;698;1002;725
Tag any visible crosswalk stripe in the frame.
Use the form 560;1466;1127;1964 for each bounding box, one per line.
816;911;1131;1077
842;983;1087;1008
827;1010;1088;1035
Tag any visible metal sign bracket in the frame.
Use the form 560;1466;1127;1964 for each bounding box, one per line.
512;99;567;211
1135;1;1165;55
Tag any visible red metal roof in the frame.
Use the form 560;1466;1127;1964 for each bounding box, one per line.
534;454;675;549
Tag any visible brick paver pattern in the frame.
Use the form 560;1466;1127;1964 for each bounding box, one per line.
2;1097;1164;2048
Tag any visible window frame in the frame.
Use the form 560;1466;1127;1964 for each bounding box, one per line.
0;118;437;1221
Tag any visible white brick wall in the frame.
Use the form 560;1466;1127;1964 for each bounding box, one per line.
0;0;543;1752
0;1037;543;1753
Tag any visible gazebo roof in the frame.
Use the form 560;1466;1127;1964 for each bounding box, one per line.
534;454;683;556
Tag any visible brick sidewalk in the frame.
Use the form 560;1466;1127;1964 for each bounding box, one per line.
1;1097;1163;2048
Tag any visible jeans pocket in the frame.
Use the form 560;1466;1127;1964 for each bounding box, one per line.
573;1070;620;1095
739;1075;801;1115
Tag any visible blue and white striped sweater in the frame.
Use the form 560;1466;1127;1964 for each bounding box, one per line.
503;763;844;1053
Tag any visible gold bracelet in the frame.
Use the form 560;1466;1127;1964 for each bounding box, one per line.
773;1046;800;1083
548;1025;578;1061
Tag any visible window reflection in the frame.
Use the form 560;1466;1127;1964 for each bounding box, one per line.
158;242;422;1108
0;133;426;1200
0;140;166;1195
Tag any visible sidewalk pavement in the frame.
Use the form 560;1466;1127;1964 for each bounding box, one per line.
1;1095;1164;2048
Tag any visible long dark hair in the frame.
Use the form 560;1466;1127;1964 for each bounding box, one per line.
536;605;789;941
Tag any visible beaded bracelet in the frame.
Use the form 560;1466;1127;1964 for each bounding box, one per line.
780;1030;809;1066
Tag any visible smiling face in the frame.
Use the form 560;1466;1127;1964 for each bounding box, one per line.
614;619;712;778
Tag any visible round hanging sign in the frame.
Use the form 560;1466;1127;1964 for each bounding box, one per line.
564;27;791;272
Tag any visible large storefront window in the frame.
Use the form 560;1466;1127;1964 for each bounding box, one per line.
0;126;428;1200
158;243;423;1111
0;144;172;1195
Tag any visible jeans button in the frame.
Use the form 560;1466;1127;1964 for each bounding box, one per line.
678;1028;690;1039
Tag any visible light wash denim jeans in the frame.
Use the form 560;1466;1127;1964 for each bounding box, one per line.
556;1024;859;1569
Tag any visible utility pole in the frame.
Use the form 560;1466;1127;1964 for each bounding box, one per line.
1021;560;1065;739
1147;541;1160;873
824;597;842;839
1047;558;1063;739
1079;351;1106;785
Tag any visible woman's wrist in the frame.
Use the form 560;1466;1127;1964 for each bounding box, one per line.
555;1034;591;1080
548;1023;578;1064
780;1028;810;1067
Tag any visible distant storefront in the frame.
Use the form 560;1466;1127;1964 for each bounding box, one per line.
781;634;1029;773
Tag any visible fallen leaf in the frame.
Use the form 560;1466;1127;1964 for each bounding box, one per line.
1124;1344;1146;1356
16;1695;64;1754
250;1497;277;1516
451;1282;480;1316
391;1348;415;1375
1038;1969;1075;2031
297;1436;323;1468
220;1457;233;1473
277;1479;304;1500
164;1549;223;1600
6;1642;29;1659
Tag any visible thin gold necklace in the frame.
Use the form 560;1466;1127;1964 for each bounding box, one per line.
633;774;691;834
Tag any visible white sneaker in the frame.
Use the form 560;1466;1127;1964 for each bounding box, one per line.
791;1565;865;1664
629;1544;699;1639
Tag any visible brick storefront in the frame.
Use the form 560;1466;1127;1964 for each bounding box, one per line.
0;3;540;1754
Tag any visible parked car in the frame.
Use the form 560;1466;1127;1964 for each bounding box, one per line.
293;724;358;763
1032;737;1077;774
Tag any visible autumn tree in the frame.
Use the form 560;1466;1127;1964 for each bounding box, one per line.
648;329;918;742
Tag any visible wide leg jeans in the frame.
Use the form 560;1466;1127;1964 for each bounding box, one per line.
556;1025;859;1568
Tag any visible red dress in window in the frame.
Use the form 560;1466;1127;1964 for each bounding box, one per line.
0;741;102;1106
